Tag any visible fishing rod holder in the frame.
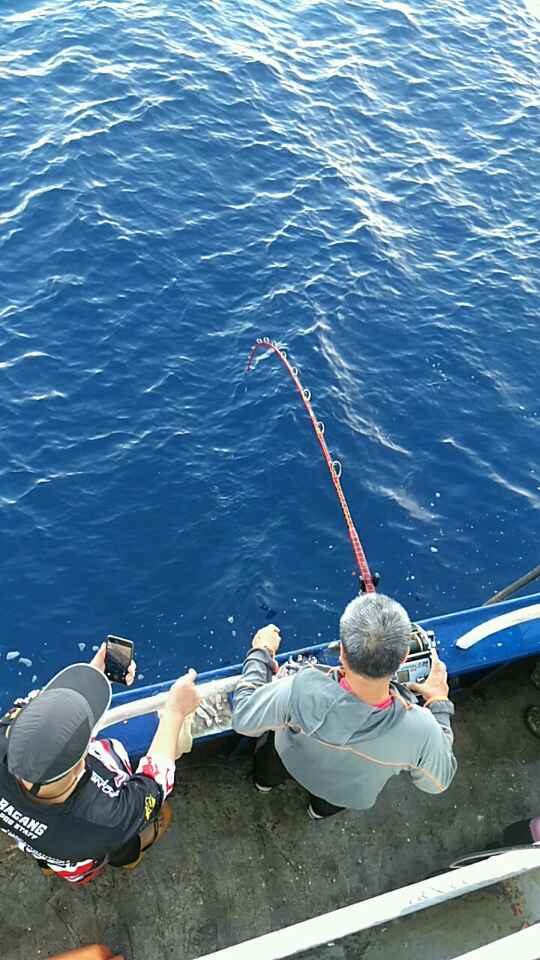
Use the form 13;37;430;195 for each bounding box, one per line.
359;572;381;592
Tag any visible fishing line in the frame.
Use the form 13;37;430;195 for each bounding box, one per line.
246;337;375;593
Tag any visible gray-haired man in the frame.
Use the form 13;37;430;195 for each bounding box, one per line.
233;593;456;818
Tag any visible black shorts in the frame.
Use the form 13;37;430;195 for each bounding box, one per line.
255;732;345;818
108;833;142;867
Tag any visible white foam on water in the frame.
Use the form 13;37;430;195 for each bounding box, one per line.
6;651;20;661
523;0;540;17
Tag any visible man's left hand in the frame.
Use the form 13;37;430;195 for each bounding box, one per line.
90;642;137;686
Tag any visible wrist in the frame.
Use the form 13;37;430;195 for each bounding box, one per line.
248;644;276;659
245;645;277;678
163;703;188;721
424;695;450;708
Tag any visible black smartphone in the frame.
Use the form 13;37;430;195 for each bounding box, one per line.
105;635;134;684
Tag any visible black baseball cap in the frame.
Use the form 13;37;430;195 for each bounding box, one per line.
7;664;112;785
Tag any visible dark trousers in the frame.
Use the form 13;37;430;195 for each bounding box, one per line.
254;732;345;819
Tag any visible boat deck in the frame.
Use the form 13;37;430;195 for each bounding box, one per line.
3;657;540;960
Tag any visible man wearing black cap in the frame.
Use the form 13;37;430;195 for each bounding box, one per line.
0;646;201;883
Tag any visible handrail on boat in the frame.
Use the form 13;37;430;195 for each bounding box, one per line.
97;690;169;729
193;848;540;960
455;924;540;960
97;596;540;730
97;676;238;732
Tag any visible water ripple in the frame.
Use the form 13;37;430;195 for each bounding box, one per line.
0;0;539;698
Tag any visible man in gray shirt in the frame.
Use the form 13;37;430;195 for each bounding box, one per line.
233;593;456;819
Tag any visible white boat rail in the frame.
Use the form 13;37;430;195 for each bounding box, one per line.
456;923;539;959
97;675;238;740
194;849;540;960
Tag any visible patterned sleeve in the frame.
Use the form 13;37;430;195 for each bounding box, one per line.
82;754;173;851
87;740;174;842
135;754;176;799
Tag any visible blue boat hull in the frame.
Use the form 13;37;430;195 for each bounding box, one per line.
103;591;540;758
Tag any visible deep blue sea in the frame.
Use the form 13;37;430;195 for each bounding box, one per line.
1;0;539;704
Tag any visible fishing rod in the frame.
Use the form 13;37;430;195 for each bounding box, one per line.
456;561;540;692
246;337;376;593
484;563;540;606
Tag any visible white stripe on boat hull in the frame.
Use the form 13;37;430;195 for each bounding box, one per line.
456;603;540;650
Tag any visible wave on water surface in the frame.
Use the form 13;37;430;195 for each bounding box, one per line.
0;0;539;701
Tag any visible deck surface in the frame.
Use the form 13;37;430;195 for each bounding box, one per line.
2;658;540;960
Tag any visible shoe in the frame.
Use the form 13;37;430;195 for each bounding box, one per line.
255;782;273;793
307;803;324;820
530;664;540;690
524;706;540;740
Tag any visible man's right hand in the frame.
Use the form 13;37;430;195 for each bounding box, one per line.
251;624;281;657
408;648;449;702
165;669;202;717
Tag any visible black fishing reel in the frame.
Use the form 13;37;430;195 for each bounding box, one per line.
277;623;436;686
394;624;436;685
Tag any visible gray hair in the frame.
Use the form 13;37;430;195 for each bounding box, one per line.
339;593;411;679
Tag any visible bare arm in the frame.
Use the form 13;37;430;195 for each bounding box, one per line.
148;669;202;763
90;643;201;763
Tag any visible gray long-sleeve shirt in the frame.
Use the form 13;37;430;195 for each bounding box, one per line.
233;649;457;810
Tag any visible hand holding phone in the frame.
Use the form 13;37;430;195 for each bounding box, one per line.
105;635;134;685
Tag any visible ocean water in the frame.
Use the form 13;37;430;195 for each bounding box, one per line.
1;0;539;704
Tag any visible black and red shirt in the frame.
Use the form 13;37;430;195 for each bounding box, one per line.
0;734;175;883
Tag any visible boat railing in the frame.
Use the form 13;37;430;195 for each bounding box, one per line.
97;676;238;741
192;848;540;960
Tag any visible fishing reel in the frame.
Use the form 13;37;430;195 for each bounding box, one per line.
393;624;436;686
276;624;436;686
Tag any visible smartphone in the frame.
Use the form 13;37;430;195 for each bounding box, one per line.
105;635;134;684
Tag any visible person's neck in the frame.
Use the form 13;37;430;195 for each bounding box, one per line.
343;670;391;706
20;769;82;805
